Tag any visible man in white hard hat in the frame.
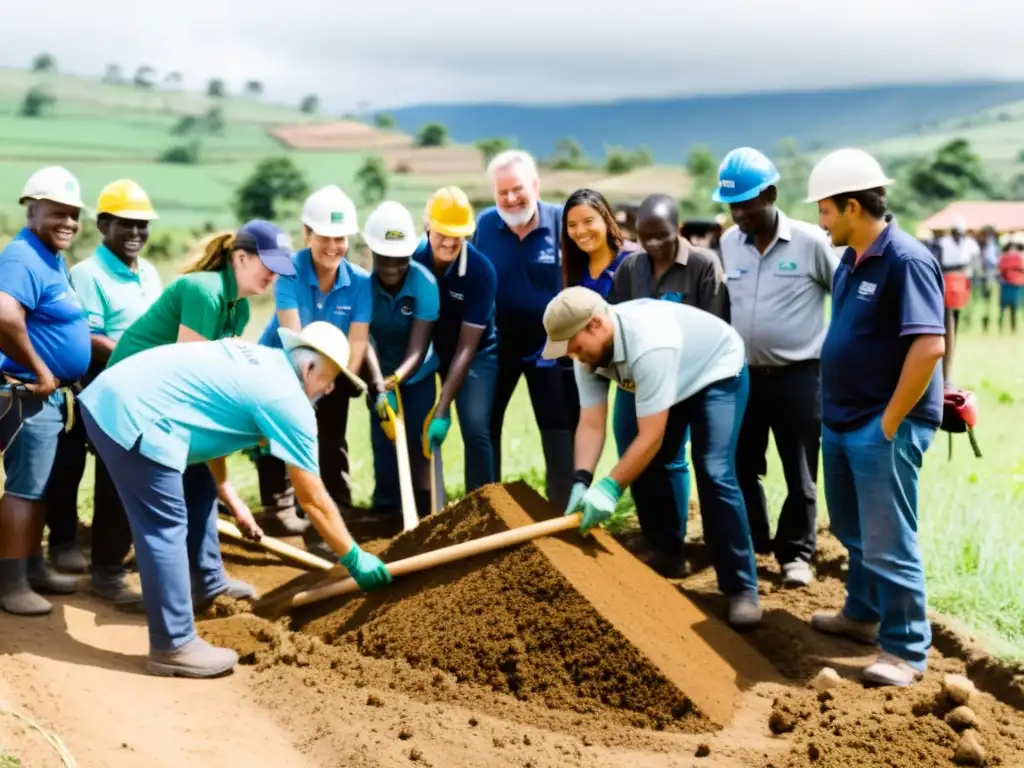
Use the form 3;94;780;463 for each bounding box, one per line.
77;321;392;677
255;185;371;538
806;148;946;687
936;216;979;334
0;166;91;616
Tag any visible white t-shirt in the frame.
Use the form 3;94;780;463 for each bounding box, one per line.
938;235;979;276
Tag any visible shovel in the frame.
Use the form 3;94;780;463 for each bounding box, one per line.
255;512;582;614
216;518;334;571
383;401;419;532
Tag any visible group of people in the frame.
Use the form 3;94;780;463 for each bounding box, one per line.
0;143;948;689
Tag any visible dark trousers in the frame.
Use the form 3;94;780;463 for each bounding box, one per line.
736;360;820;565
256;372;355;514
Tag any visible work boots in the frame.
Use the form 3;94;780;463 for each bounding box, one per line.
258;507;310;537
810;611;879;644
0;557;52;616
90;566;144;612
27;555;79;595
50;543;89;574
148;637;238;678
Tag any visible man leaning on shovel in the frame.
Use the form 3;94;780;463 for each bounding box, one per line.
76;321;392;678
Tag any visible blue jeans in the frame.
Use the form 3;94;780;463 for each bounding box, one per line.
1;390;66;501
451;351;497;492
370;375;437;512
82;406;227;651
613;387;692;553
822;413;935;669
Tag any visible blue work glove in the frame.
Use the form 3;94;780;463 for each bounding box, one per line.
565;469;593;515
374;389;399;420
339;544;393;592
579;477;622;535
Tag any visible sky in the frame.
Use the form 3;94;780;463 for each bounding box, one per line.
3;1;1024;111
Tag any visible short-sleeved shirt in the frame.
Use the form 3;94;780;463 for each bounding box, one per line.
720;212;838;366
577;247;634;299
259;249;372;347
999;251;1024;286
108;268;250;367
473;202;562;361
610;237;729;321
412;239;497;368
70;245;164;342
821;224;945;432
370;260;440;386
575;299;746;419
80;339;318;474
0;228;91;382
938;234;979;276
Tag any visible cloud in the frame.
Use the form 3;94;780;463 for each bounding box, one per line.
2;0;1023;111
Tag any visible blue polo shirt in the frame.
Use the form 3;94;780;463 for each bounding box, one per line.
370;260;440;386
412;240;497;368
0;228;91;382
259;249;372;347
821;224;945;432
473;202;562;361
580;249;630;299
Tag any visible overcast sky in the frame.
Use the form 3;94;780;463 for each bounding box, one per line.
4;1;1024;111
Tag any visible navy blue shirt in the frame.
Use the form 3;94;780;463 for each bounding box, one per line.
370;260;440;386
821;224;945;432
413;239;497;370
473;202;562;362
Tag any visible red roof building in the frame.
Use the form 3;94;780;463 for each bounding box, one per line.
920;201;1024;233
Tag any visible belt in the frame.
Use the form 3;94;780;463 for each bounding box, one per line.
0;376;77;456
748;359;818;376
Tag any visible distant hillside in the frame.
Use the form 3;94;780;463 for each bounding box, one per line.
385;81;1024;163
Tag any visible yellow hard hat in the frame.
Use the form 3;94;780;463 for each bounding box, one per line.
425;186;475;238
96;179;158;221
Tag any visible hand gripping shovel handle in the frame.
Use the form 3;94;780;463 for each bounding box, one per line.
216;518;334;571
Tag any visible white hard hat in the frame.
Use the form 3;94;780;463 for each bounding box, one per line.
362;200;418;258
805;148;895;203
20;165;85;209
302;185;358;238
278;320;366;392
951;216;967;233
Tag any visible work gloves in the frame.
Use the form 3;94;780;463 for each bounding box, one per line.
564;469;592;516
421;404;451;458
339;544;392;592
374;375;402;442
564;471;621;535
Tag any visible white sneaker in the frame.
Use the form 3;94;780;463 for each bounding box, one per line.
863;652;924;687
781;560;813;587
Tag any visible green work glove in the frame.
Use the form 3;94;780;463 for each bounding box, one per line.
422;404;451;458
579;477;622;535
339;544;393;592
565;469;593;515
374;390;399;420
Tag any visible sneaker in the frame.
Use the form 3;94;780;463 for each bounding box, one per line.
810;611;879;644
257;508;309;537
781;559;813;588
90;571;145;612
148;637;237;678
727;593;763;631
863;652;924;687
50;544;89;574
27;555;79;595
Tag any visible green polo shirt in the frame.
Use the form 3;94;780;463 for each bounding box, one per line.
108;267;250;367
70;245;164;342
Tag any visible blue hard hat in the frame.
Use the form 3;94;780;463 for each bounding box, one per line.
711;147;781;204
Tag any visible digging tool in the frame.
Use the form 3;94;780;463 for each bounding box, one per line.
382;399;418;532
216;518;334;571
428;447;446;516
258;512;582;613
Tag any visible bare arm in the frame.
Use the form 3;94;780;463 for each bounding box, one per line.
346;321;370;380
609;409;668;489
286;465;356;557
90;334;117;364
882;334;946;438
364;343;386;392
177;324;208;343
574;402;608;474
390;319;434;385
0;292;57;393
436;323;485;415
276;309;301;333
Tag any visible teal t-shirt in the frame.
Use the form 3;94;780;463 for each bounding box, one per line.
79;338;319;474
70;245;164;342
370;260;440;385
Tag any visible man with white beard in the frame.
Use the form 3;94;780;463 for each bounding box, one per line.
472;150;574;508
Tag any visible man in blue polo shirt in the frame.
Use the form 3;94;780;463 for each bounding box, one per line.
415;186;498;494
473;149;573;508
256;185;371;537
806;149;946;687
0;166;91;616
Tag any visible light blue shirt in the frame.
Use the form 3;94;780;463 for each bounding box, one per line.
70;245;163;341
79;339;319;474
575;299;746;418
259;248;372;346
370;260;440;386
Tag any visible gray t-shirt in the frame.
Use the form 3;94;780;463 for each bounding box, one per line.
575;299;746;418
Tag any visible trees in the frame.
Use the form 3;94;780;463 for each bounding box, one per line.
679;146;724;218
476;137;512;165
374;113;396;129
234;157;310;222
31;53;56;73
163;71;183;90
356;156;388;204
204;107;225;135
603;145;653;175
102;63;124;85
415;123;449;148
207;79;226;98
159;141;201;164
20;86;56;118
550;137;589;170
245;80;264;97
133;65;156;89
300;94;320;114
172;115;200;136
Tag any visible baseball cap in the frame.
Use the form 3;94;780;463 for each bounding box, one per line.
362;201;419;258
234;220;296;277
541;286;608;360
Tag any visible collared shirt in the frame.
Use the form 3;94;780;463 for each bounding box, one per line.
937;234;979;276
575;299;746;418
0;228;91;382
578;247;632;299
821;224;945;432
259;248;372;348
70;245;163;342
610;237;729;320
472;202;562;361
108;267;250;367
413;239;497;367
370;260;440;386
80;339;318;474
720;212;838;367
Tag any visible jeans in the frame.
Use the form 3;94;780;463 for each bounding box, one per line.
46;399;87;550
1;390;65;501
370;374;437;515
613;387;692;553
822;413;935;669
82;406;226;651
449;352;498;492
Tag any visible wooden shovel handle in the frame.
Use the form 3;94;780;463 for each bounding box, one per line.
288;512;583;608
216;518;334;572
